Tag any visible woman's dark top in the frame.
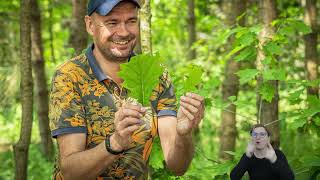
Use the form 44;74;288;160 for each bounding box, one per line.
230;149;294;180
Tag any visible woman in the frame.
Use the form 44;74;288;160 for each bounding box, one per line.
230;124;294;180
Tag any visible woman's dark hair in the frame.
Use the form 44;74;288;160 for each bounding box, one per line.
250;124;271;137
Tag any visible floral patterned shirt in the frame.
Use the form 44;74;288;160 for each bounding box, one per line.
49;44;177;180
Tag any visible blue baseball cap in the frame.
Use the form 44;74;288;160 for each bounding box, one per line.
87;0;140;16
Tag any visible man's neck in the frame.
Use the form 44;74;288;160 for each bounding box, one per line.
93;47;125;86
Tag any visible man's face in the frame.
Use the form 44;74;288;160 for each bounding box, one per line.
87;2;139;62
251;127;269;150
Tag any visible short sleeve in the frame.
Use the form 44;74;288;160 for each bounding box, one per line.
49;71;87;138
155;71;177;117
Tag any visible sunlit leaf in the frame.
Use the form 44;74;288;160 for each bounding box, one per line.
259;83;275;102
291;20;312;34
234;46;256;62
263;41;282;55
236;69;259;85
118;53;164;106
263;68;286;81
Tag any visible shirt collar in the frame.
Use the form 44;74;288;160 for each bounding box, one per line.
85;43;136;82
86;44;110;82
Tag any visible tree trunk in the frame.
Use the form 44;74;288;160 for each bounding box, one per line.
140;0;152;54
134;19;143;54
69;0;88;55
48;0;55;63
30;0;54;160
219;0;247;160
256;0;280;148
304;0;318;98
187;0;196;60
14;0;33;179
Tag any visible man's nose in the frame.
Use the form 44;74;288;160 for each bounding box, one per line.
116;22;130;37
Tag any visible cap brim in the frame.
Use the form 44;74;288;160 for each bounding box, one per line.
95;0;140;16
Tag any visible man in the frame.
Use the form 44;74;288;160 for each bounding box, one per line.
49;0;205;179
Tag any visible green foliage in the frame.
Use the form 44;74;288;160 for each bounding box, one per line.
259;83;275;103
118;54;164;106
236;69;259;85
263;41;282;56
148;137;177;179
234;47;257;62
173;64;204;98
262;68;286;81
149;137;164;170
0;144;54;180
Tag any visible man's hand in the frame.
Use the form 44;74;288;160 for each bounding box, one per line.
176;92;205;136
246;140;255;158
265;142;277;163
110;103;145;151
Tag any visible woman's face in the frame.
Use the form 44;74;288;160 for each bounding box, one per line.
251;127;269;150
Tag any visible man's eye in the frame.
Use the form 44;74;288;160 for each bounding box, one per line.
106;22;117;27
129;20;137;24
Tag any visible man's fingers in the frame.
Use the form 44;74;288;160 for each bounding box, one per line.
180;106;195;121
122;108;143;119
181;96;201;107
185;92;204;102
121;125;140;137
118;117;142;129
123;103;145;113
180;101;198;114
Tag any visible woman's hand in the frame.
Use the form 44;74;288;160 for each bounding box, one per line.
265;142;277;163
246;140;255;158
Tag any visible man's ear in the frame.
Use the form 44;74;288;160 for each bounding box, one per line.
84;15;94;36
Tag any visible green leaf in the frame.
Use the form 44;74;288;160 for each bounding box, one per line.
236;12;246;23
249;25;262;34
306;79;320;87
223;151;236;156
226;45;245;59
262;56;273;65
118;54;164;106
209;161;235;177
314;117;320;127
197;77;221;97
234;46;256;62
291;20;312;34
184;65;204;92
149;137;165;170
259;83;275;102
288;88;304;104
300;155;320;167
238;32;256;46
307;95;320;110
279;26;295;36
263;41;282;55
291;117;306;129
228;96;237;102
204;98;213;107
303;109;319;118
174;65;204;99
216;29;237;43
236;69;259;85
263;68;286;81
